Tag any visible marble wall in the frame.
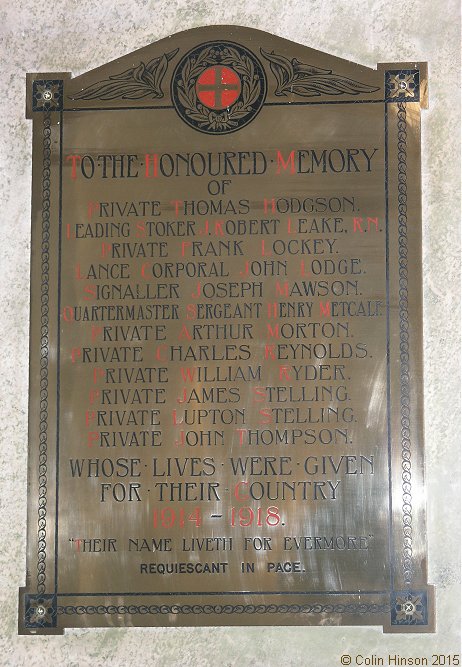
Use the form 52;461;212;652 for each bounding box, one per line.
1;0;460;664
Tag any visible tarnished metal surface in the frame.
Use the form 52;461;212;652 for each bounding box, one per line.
20;25;433;633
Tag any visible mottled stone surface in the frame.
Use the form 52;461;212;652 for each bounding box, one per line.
0;0;460;664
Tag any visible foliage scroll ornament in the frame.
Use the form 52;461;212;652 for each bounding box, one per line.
260;49;379;97
69;49;179;100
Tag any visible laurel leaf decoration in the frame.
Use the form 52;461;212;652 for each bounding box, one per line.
70;49;179;100
177;45;262;132
260;49;379;98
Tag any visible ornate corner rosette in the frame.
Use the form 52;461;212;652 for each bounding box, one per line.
385;70;420;103
391;591;428;626
261;49;379;97
32;79;63;112
171;42;267;134
69;49;179;100
25;594;57;630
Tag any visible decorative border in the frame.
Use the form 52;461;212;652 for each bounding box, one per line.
385;70;420;103
58;602;391;616
32;80;63;112
37;111;52;597
396;100;413;586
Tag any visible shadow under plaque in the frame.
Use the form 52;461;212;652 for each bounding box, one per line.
19;25;434;634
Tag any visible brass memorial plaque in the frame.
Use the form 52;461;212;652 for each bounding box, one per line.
20;26;434;634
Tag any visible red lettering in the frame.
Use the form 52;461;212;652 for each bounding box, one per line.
265;344;276;360
368;217;379;232
180;368;195;382
93;368;104;384
83;284;96;300
253;386;266;402
300;260;309;277
89;390;100;405
91;326;103;341
235;429;247;446
171;200;183;215
261;239;272;256
175;430;185;447
320;301;331;317
144;153;158;178
275;281;288;297
62;306;74;322
178;325;192;340
266;323;279;339
353;217;363;233
259;408;272;424
87;201;99;219
267;302;277;318
263;198;276;213
66;155;81;179
175;389;186;408
276;150;295;174
199;220;209;236
234;481;249;500
87;432;99;448
136;221;146;238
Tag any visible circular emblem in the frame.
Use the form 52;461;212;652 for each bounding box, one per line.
172;41;267;134
196;66;242;110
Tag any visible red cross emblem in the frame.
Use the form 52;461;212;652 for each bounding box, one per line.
196;66;241;110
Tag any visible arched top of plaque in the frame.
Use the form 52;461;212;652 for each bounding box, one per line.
26;25;428;123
